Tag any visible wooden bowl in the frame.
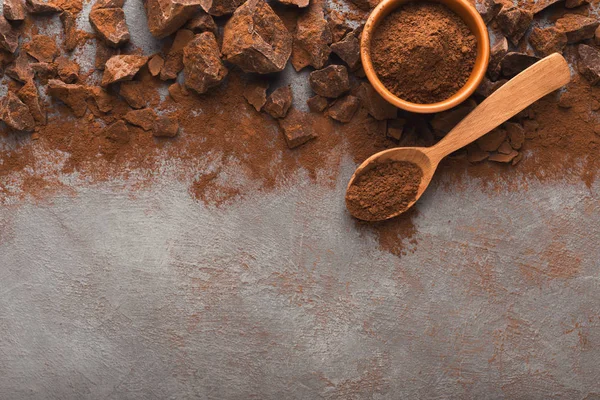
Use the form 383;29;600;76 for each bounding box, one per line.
360;0;490;114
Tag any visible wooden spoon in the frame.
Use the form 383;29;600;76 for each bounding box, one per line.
345;53;571;221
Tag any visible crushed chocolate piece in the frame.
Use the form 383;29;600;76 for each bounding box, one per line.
30;61;56;83
243;79;269;111
119;81;149;109
89;7;130;47
291;2;332;70
24;35;59;62
330;30;360;69
307;95;328;112
17;80;46;125
488;36;508;81
0;17;19;53
60;11;79;52
348;0;378;11
505;122;524;149
56;56;80;83
558;89;575;108
476;0;501;23
501;52;540;77
489;149;518;163
183;31;228;94
476;77;507;97
143;0;203;39
160;29;194;80
168;82;189;101
263;85;292;118
565;0;588;8
4;0;26;20
199;0;246;16
148;54;164;76
309;64;350;98
185;11;217;33
596;26;600;46
430;99;476;137
124;108;157;131
386;119;405;141
88;86;115;113
153;115;179;137
101;55;147;86
527;0;562;14
92;0;124;10
528;27;567;58
222;0;292;73
327;9;351;43
555;14;599;44
1;91;35;131
356;82;396;120
47;79;89;117
326;94;359;123
26;0;62;14
278;108;317;148
476;127;507;152
95;40;119;70
103;120;130;144
5;52;33;82
275;0;308;7
496;6;533;45
497;140;513;154
467;143;489;163
577;44;600;85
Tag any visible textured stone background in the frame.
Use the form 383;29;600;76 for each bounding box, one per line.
2;0;600;399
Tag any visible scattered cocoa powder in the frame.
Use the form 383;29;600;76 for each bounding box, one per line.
346;161;423;221
371;2;477;103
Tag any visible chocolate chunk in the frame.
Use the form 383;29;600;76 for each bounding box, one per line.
243;79;269;111
326;95;359;123
24;35;59;62
330;30;360;69
386;118;405;141
476;127;507;152
527;0;562;14
101;55;147;86
160;29;194;80
0;17;19;53
557;89;575;108
119;81;149;109
88;86;114;113
489;150;519;163
348;0;378;10
501;52;540;77
60;11;79;51
309;65;349;98
466;144;489;163
103;120;130;143
356;81;396;120
199;0;246;16
596;26;600;46
497;140;512;154
183;31;228;94
292;3;332;70
89;8;130;47
124;108;157;130
307;95;328;112
47;79;90;117
26;0;62;13
30;61;56;83
148;54;164;76
278;108;317;148
274;0;308;8
5;52;33;82
505;122;524;149
222;0;292;73
56;56;80;83
168;82;189;101
496;6;533;45
185;11;217;33
17;80;46;125
475;0;501;23
4;0;26;20
1;91;35;131
327;10;351;43
578;44;600;85
488;36;508;81
263;85;292;118
556;14;599;44
430;99;476;137
143;0;203;39
92;0;125;10
95;40;119;70
476;77;507;97
153;115;179;137
528;27;567;58
565;0;589;7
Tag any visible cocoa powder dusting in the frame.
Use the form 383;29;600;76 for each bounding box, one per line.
346;161;423;221
371;2;477;103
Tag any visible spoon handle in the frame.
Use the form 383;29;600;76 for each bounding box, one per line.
432;53;571;159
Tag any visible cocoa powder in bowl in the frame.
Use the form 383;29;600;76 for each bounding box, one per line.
371;1;477;104
346;161;423;220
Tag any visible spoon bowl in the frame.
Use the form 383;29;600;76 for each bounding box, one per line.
345;53;571;221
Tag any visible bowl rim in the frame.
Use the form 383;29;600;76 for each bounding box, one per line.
360;0;490;114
